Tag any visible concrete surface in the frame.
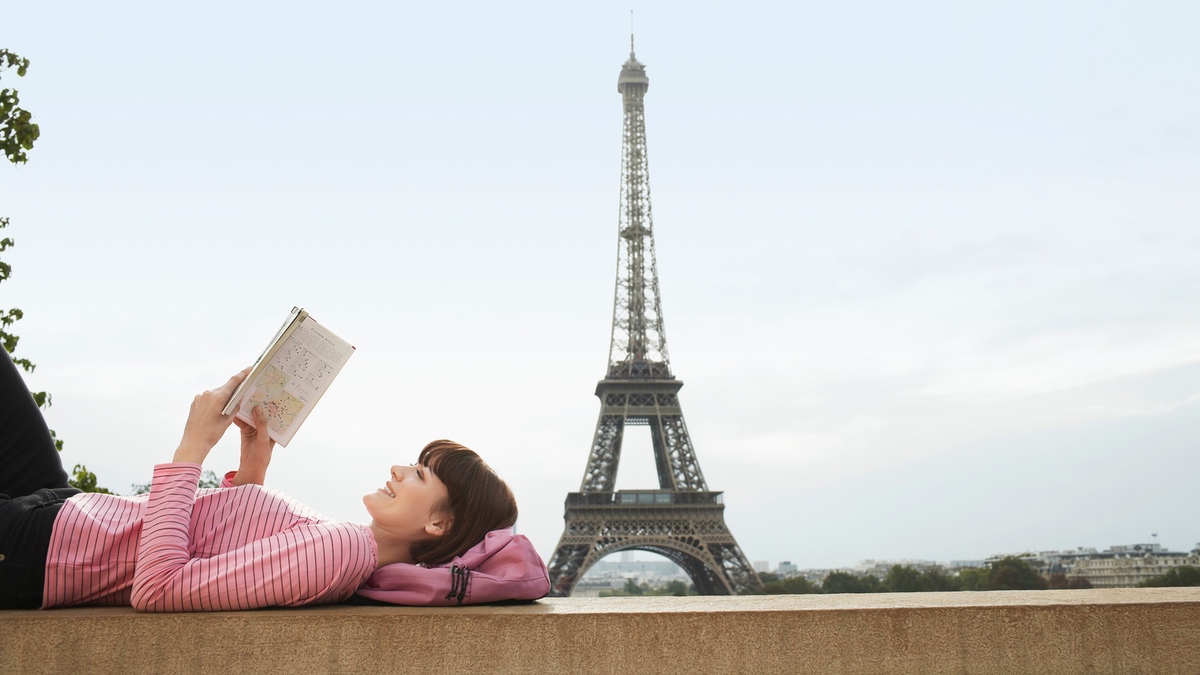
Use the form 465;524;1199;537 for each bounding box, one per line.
2;588;1199;673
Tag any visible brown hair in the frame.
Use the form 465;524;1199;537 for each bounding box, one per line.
410;439;518;566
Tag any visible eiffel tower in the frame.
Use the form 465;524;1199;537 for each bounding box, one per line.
546;40;762;596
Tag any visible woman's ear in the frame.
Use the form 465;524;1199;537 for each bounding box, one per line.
424;514;452;538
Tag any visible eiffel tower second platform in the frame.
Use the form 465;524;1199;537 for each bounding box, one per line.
546;377;761;595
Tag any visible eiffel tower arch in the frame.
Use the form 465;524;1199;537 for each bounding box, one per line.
546;39;761;596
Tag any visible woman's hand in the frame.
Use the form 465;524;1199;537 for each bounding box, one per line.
231;405;275;486
173;368;251;465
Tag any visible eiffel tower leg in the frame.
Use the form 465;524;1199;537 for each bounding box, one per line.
709;543;763;595
580;414;624;493
647;543;733;594
545;544;590;597
656;413;706;492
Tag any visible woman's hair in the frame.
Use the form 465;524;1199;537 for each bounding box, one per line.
410;439;518;566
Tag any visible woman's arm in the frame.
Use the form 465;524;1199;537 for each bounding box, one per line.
231;405;275;486
172;369;250;465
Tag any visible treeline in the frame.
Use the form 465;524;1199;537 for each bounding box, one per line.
602;579;693;597
1137;566;1200;588
760;560;1200;594
597;559;1200;597
756;557;1092;594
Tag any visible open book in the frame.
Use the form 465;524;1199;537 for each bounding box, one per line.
222;307;355;446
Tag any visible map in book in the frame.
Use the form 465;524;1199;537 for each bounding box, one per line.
245;364;306;433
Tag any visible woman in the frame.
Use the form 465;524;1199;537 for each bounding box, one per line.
0;355;518;610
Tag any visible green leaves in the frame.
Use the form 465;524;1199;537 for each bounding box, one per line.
2;308;24;352
0;51;38;164
69;464;113;494
0;50;30;77
0;93;40;163
761;575;820;594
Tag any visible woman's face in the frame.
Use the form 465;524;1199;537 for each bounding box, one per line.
362;463;452;540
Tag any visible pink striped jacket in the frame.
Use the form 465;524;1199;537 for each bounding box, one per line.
43;463;377;611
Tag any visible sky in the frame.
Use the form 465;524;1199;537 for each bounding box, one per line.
3;1;1199;572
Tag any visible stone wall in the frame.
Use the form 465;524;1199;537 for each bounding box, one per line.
3;588;1199;673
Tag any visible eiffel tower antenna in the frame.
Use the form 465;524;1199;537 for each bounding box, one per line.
545;40;762;597
630;10;635;55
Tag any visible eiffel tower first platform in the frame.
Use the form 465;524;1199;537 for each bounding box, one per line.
546;41;762;596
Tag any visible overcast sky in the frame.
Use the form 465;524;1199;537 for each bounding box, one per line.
3;1;1198;572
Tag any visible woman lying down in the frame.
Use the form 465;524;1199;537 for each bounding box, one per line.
0;356;548;610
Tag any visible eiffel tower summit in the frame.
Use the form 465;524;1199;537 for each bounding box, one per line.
546;39;762;596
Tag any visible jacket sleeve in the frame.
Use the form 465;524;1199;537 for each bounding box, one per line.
131;463;376;611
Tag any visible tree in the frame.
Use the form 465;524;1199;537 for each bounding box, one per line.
1;50;39;163
923;568;963;592
1048;573;1093;590
766;576;820;594
821;571;881;594
1;51;58;446
1138;566;1200;588
987;557;1048;591
958;567;991;591
68;465;113;495
660;580;690;596
882;565;932;593
622;578;646;595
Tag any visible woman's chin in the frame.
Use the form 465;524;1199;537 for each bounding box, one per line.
362;488;391;515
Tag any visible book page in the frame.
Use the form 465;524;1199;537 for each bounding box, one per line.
231;315;355;446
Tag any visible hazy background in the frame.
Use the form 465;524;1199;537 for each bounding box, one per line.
4;1;1198;570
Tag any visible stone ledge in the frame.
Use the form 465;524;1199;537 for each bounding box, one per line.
3;588;1199;674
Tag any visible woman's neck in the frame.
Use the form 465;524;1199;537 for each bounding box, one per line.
369;523;416;568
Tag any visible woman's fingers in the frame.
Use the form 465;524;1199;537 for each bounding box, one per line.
214;367;253;398
214;367;253;394
251;407;275;448
174;368;258;464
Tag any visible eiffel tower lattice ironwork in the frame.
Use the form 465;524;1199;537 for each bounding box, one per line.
546;40;762;596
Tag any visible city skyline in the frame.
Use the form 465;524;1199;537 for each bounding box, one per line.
3;2;1199;571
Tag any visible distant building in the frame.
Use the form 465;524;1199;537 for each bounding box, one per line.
777;561;797;575
1064;544;1199;588
753;560;770;573
986;543;1200;588
578;558;688;586
571;577;625;597
855;559;941;577
798;568;833;584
